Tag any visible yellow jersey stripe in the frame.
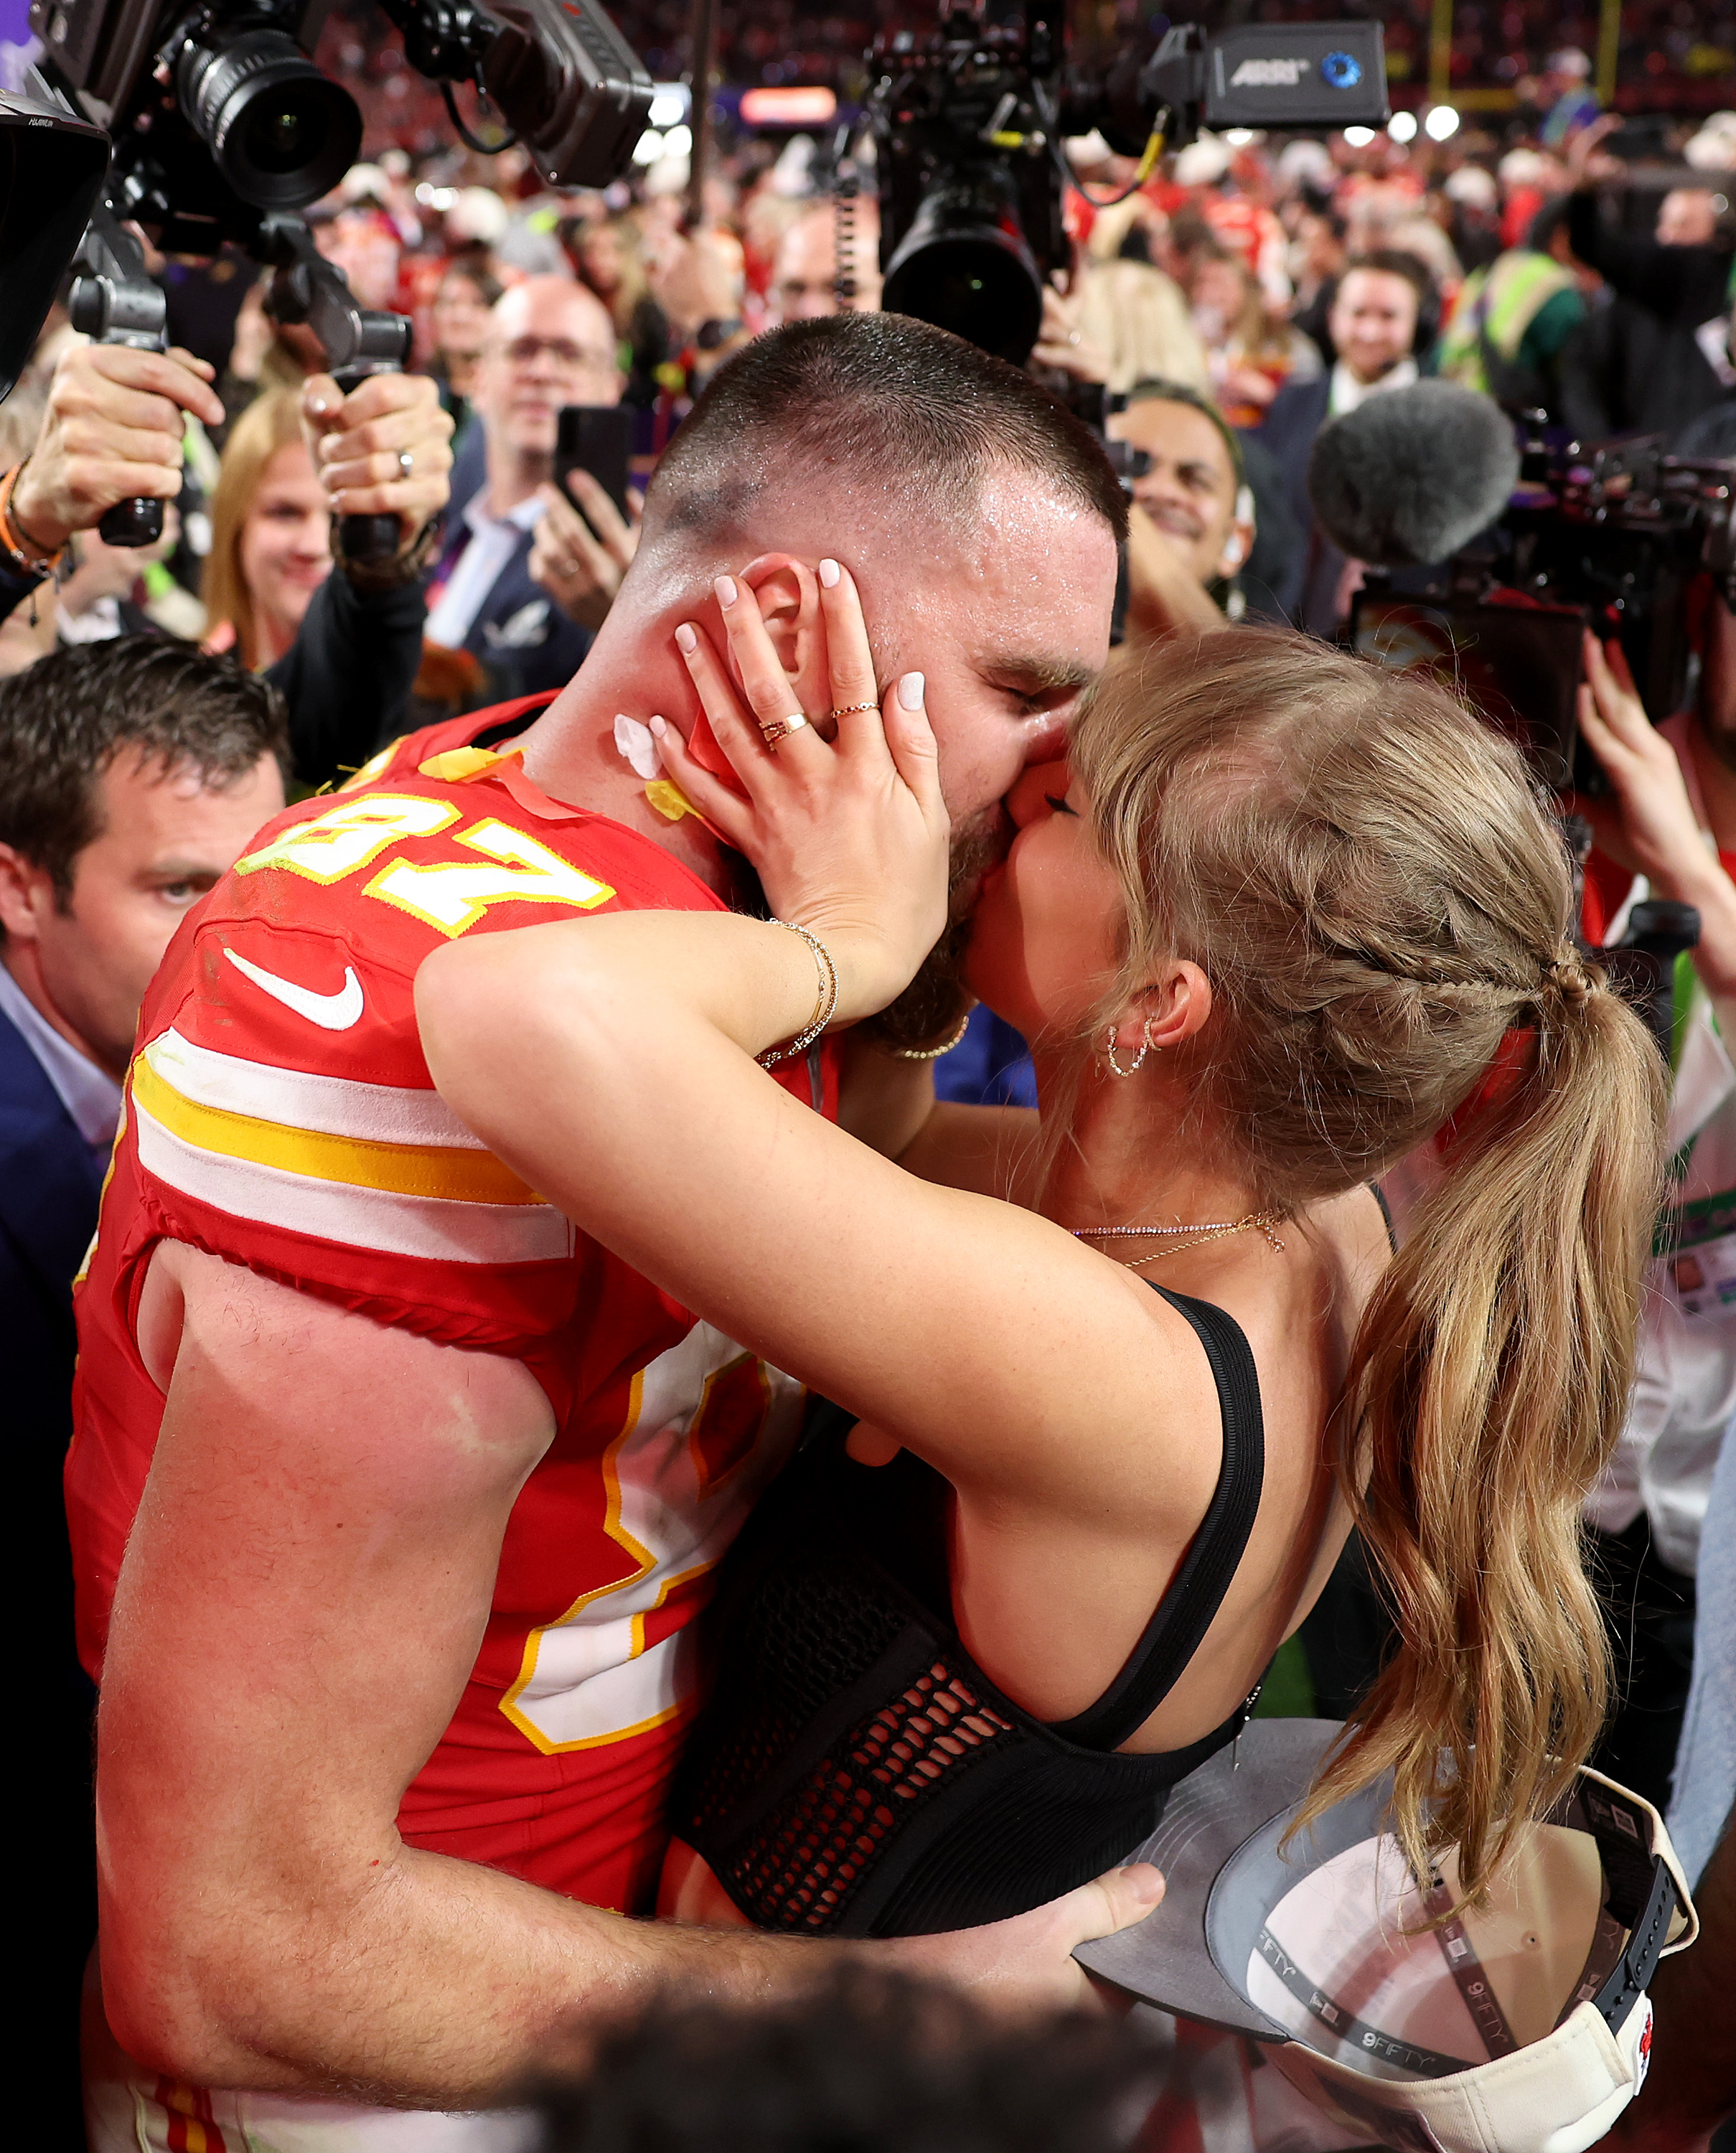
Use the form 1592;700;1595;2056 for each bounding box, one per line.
143;1028;488;1150
133;1096;571;1263
131;1056;540;1206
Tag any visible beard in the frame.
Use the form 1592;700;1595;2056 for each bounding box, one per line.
860;803;1011;1053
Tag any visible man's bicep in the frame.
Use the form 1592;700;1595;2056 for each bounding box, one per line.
105;1249;554;1837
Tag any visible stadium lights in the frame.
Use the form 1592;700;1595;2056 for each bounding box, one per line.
738;85;837;126
632;128;664;164
1342;124;1376;146
648;86;688;128
1387;108;1418;142
1425;103;1461;139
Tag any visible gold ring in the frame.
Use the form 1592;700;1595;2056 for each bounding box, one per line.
759;713;810;749
829;702;879;718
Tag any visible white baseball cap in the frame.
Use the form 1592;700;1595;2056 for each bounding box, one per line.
1076;1720;1697;2153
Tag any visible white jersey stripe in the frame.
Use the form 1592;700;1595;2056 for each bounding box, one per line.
133;1095;573;1265
144;1027;489;1150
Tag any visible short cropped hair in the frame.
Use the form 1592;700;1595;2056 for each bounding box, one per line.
644;314;1130;548
0;636;290;903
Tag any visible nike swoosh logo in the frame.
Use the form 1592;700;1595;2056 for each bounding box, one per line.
225;948;365;1031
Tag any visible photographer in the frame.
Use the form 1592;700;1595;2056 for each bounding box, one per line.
1565;116;1736;443
2;337;453;787
1575;621;1736;1810
1106;380;1268;642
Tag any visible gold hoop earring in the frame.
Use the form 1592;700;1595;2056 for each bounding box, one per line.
1104;1023;1151;1077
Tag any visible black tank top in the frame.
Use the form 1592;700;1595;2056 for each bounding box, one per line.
670;1284;1267;1938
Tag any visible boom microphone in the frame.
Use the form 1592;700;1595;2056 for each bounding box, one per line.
1307;381;1520;567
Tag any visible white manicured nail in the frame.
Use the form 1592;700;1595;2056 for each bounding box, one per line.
898;671;925;711
819;557;840;588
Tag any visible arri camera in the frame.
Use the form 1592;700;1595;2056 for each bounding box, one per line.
861;1;1389;366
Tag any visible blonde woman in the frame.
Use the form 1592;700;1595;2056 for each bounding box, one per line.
202;388;329;670
200;379;455;784
418;586;1664;1936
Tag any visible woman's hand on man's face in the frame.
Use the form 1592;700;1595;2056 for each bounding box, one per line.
649;560;952;1027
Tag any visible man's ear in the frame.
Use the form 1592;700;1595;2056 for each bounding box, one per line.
736;554;829;725
0;841;49;944
1216;487;1256;578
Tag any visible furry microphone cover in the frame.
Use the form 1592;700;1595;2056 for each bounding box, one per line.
1306;381;1521;568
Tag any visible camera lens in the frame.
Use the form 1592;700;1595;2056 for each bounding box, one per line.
178;28;361;208
1320;51;1364;90
881;171;1044;367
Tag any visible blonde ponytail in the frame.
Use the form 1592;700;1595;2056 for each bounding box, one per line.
1069;630;1668;1907
1303;969;1664;1899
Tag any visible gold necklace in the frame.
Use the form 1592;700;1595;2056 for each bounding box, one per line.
1071;1209;1288;1271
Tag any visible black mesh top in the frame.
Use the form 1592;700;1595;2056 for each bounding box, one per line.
670;1284;1267;1938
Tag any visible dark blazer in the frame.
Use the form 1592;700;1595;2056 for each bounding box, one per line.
1256;373;1336;634
429;517;596;704
1;1002;104;2136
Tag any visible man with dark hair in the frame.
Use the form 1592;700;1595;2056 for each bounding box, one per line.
72;313;1154;2153
0;636;288;2141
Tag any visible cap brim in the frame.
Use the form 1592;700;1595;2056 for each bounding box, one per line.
1074;1717;1341;2035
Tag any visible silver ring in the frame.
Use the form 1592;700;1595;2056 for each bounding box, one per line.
397;450;414;479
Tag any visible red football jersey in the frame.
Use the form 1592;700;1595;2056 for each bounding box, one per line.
68;705;833;1915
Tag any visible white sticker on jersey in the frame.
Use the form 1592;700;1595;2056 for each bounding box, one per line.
501;1322;804;1752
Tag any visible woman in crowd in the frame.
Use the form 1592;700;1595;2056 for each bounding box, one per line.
202;387;333;671
1189;248;1322;428
573;212;670;408
426;257;502;444
417;581;1662;1936
199;382;453;784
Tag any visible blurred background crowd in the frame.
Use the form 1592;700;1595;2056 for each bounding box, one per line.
9;1;1736;708
4;1;1736;2144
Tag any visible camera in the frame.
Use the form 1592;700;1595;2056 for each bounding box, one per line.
1353;431;1736;792
34;0;653;249
24;0;652;547
0;83;109;402
865;3;1389;367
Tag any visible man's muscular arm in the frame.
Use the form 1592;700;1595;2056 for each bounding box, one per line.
99;1242;1159;2107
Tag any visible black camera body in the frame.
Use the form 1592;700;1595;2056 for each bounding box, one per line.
1354;433;1736;793
27;0;652;548
867;4;1389;367
34;0;652;242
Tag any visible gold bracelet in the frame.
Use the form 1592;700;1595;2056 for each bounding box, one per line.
757;919;839;1067
892;1007;974;1060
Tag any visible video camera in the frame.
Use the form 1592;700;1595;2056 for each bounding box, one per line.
863;1;1389;367
1349;428;1732;1051
1353;431;1736;794
19;0;652;546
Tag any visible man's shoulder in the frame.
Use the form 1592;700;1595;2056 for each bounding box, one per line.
173;700;715;1000
120;702;721;1326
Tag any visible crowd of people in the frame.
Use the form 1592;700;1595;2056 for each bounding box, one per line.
0;22;1735;2153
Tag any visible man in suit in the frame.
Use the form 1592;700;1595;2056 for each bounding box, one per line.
425;275;629;699
1257;250;1435;637
0;638;287;2145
